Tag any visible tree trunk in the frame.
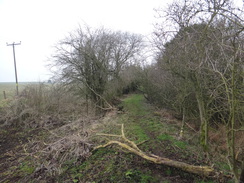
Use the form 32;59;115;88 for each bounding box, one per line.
195;89;208;151
240;163;244;183
190;72;208;151
226;63;239;183
179;107;186;139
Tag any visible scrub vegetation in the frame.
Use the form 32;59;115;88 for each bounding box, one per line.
0;0;243;182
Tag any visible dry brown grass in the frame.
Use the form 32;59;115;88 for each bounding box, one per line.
24;118;94;179
0;83;100;180
0;83;93;128
209;125;227;153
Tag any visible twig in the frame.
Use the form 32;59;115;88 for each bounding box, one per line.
185;122;198;133
136;140;148;146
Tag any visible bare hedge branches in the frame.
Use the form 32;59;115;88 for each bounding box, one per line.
52;26;144;113
150;0;244;182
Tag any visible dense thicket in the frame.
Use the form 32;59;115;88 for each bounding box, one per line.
141;0;244;182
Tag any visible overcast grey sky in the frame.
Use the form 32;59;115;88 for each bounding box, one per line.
0;0;243;82
0;0;170;82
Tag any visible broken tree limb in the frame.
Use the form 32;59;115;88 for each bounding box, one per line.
94;124;225;178
97;124;142;152
94;140;215;177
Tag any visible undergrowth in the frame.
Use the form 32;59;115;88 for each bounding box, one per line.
59;94;219;182
0;93;235;182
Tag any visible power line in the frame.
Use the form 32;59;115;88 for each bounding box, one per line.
6;41;21;96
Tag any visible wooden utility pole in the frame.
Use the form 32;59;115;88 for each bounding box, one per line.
6;41;21;96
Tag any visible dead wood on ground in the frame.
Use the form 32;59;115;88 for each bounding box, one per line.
94;124;231;179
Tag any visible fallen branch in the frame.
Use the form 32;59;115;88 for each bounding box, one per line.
95;140;215;176
94;124;228;178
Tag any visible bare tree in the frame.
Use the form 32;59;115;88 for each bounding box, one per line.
51;25;144;114
207;18;244;182
153;0;243;181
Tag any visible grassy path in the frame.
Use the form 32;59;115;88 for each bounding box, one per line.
0;94;221;182
64;94;214;183
121;95;190;157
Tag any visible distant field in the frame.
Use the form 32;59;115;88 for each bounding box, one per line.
0;82;33;101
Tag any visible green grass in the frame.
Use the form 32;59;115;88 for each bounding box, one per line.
0;82;47;101
123;94;149;116
61;148;157;183
127;124;149;144
58;94;166;182
0;82;29;101
18;161;35;175
157;133;187;149
157;133;174;141
62;94;206;182
4;93;227;182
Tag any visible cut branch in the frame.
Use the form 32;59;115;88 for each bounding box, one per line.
94;124;229;179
